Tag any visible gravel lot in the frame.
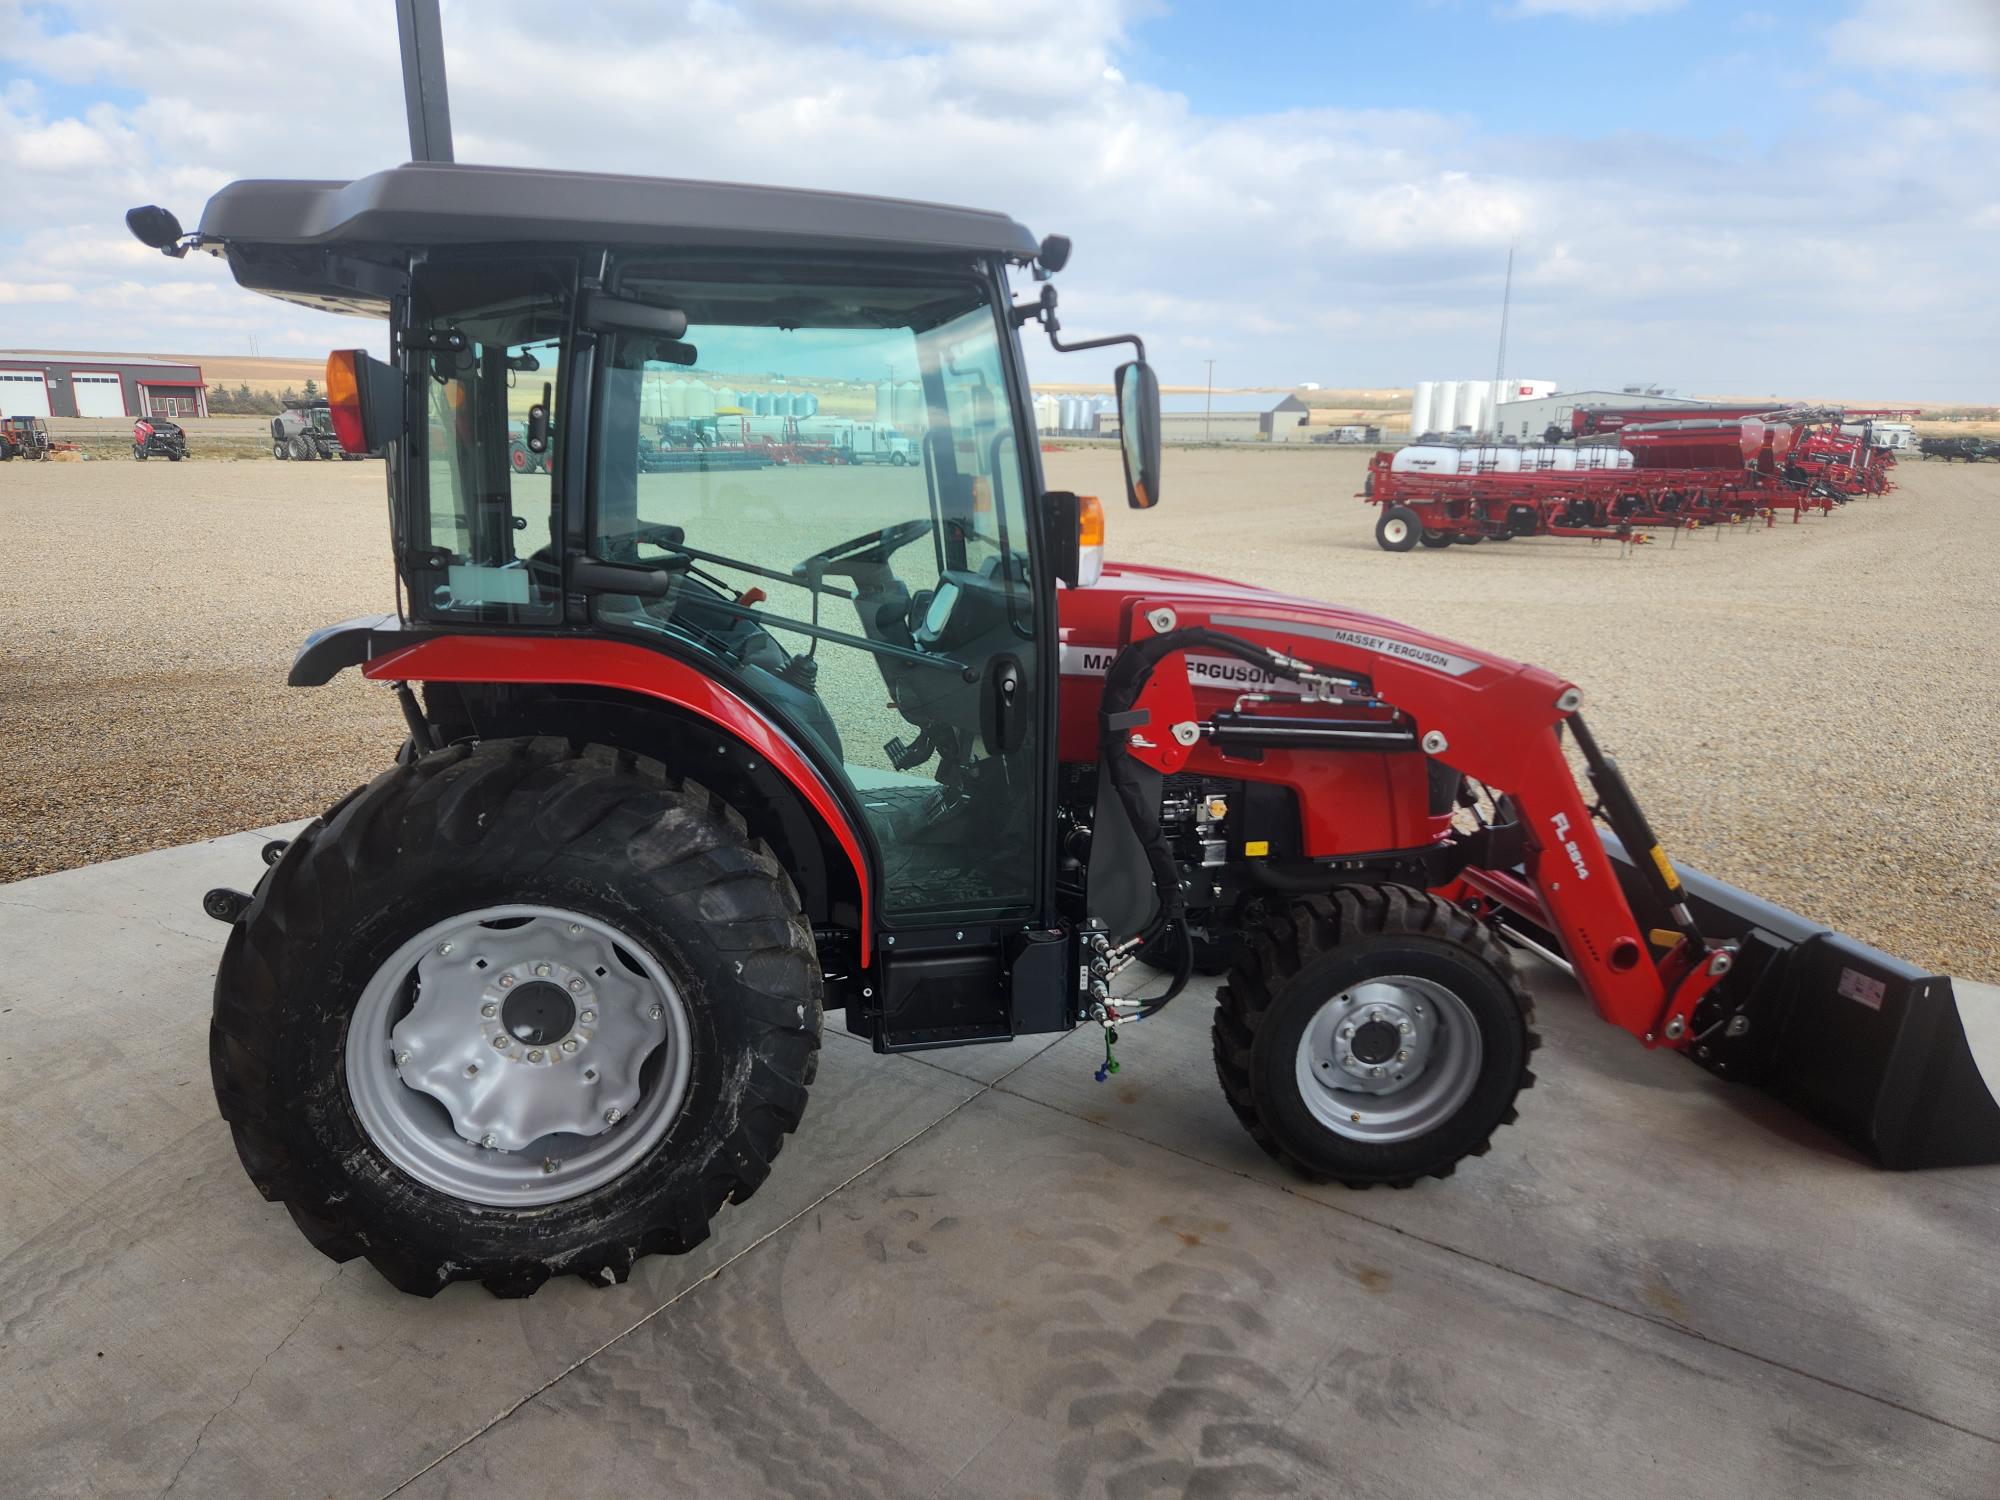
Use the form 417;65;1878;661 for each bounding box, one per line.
2;446;1993;981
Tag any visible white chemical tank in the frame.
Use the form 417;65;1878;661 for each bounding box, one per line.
1410;381;1435;436
1391;445;1468;474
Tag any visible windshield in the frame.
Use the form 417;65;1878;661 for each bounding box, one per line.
589;264;1040;919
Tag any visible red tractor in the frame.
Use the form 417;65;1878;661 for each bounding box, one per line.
127;163;1997;1299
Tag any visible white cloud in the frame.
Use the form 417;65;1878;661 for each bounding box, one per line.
1827;0;2000;77
0;0;1992;398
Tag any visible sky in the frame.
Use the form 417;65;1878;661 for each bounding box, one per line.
1;0;1996;400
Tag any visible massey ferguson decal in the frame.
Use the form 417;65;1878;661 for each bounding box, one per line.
1550;811;1591;881
1209;614;1482;678
1059;644;1301;694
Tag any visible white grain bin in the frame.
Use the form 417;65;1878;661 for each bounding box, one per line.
894;381;925;431
1459;383;1489;436
875;381;896;427
1431;381;1461;434
689;384;717;419
1034;394;1060;433
1410;381;1435;435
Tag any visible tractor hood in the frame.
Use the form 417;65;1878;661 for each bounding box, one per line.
1070;560;1531;683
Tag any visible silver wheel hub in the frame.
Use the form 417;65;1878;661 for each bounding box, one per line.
1296;976;1481;1143
346;905;692;1206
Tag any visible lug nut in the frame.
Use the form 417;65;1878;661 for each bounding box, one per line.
561;1039;579;1054
1398;1020;1412;1034
569;978;585;993
1371;1066;1385;1078
498;974;516;989
568;923;583;935
394;1049;411;1066
534;963;552;978
480;1133;497;1149
528;1048;545;1062
492;1035;510;1050
1396;1050;1409;1062
481;1002;498;1018
604;1108;622;1125
580;1009;597;1024
437;941;454;956
541;1158;560;1174
648;1004;664;1020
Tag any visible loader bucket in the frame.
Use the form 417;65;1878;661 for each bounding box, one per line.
1598;835;2000;1169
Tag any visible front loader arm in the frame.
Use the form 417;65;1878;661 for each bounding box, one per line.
1110;598;1731;1050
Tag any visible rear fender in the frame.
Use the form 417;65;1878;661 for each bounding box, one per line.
356;634;875;962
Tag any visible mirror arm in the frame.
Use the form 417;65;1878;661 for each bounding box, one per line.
1046;327;1146;363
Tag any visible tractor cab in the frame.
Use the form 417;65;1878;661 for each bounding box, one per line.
157;161;1159;937
0;414;54;460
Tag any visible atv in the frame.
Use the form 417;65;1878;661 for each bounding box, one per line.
132;416;187;460
127;161;1995;1299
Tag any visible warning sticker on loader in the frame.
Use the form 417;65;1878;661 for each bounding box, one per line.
1838;967;1887;1011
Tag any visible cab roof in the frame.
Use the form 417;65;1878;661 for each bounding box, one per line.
197;161;1042;260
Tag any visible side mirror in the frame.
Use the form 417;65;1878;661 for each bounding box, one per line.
1115;359;1162;509
124;204;186;254
325;349;404;455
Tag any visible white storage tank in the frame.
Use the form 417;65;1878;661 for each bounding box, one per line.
1459;383;1488;436
1431;381;1460;435
1033;393;1060;432
1410;381;1435;436
894;381;925;432
875;381;897;428
688;384;717;419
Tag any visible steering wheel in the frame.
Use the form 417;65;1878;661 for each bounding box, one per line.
792;518;934;583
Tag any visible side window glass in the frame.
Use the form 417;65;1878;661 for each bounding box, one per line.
420;336;561;621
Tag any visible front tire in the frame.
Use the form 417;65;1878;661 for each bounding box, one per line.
210;737;822;1297
1375;504;1421;552
273;441;289;460
1212;886;1535;1187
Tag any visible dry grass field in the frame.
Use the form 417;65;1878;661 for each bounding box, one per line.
1;445;1993;983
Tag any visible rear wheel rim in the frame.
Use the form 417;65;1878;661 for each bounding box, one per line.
1294;976;1481;1143
1383;517;1409;545
345;904;693;1207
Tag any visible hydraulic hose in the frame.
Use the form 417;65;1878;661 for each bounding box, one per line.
1098;625;1309;1015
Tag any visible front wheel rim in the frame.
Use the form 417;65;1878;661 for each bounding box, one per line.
1383;517;1409;545
1294;976;1482;1143
345;904;693;1207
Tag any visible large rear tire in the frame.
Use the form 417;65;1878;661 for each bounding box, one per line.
1212;886;1535;1187
210;737;822;1297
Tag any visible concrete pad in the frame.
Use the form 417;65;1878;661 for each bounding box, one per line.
1001;960;2000;1443
405;1090;1995;1499
5;831;1999;1498
0;836;980;1500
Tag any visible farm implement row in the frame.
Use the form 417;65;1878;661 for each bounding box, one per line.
1365;412;1905;552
